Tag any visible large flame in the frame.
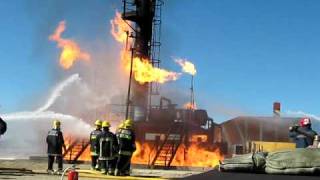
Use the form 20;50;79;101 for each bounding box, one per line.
133;57;180;84
49;21;91;69
64;139;223;167
111;11;130;43
175;58;197;76
110;11;180;84
132;142;223;167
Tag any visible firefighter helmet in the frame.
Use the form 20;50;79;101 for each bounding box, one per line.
95;120;102;126
118;122;125;129
102;121;111;128
53;120;61;128
124;119;133;128
299;118;311;127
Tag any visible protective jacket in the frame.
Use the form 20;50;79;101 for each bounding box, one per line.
97;130;118;160
90;129;102;156
289;126;317;148
0;117;6;135
46;128;65;155
117;128;136;156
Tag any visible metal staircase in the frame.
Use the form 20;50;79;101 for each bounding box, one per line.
63;139;90;163
150;121;185;168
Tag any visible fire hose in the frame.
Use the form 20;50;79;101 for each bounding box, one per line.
60;164;78;180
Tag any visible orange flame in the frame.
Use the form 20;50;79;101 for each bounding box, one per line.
111;11;131;43
132;57;180;84
184;102;197;110
175;58;197;76
110;11;180;84
132;142;223;167
64;137;223;167
49;21;91;69
63;136;91;161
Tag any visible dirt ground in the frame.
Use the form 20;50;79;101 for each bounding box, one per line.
0;159;207;180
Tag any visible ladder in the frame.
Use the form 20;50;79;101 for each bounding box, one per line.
63;139;90;163
150;121;185;168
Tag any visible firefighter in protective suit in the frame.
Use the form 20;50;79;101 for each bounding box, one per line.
116;122;125;134
115;119;136;176
289;117;318;148
90;120;102;170
46;120;66;174
0;117;7;136
97;121;118;175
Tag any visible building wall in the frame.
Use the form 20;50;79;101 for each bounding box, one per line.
219;116;299;154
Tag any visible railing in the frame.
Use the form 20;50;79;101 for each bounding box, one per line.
150;120;185;168
63;139;90;163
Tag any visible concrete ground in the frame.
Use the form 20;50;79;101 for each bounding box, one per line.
0;159;207;180
183;170;320;180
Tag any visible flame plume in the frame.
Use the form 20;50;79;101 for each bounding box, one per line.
132;142;223;167
110;11;180;84
184;102;197;110
111;11;131;43
49;21;91;69
175;58;197;76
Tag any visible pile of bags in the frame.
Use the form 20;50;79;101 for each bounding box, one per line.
220;149;320;175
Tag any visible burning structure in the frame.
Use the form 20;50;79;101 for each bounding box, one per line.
58;1;300;170
61;0;223;168
118;0;223;168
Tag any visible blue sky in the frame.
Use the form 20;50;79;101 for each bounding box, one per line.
1;0;320;122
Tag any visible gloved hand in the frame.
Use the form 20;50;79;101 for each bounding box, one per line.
289;125;299;131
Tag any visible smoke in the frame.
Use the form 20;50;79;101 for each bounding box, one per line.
286;110;320;120
0;74;94;158
2;111;91;138
284;110;320;133
0;7;130;159
0;60;128;158
207;104;249;119
0;112;91;158
36;74;81;112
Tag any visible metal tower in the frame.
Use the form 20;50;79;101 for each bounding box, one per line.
122;0;163;121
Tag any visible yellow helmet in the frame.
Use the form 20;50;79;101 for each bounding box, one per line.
124;119;133;128
102;121;111;128
118;122;125;129
95;120;102;126
53;120;61;128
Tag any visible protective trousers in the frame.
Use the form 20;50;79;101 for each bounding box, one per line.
116;155;132;175
91;155;99;169
100;159;116;175
48;155;63;170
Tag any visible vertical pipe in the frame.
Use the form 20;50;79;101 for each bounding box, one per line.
125;48;134;119
191;75;194;109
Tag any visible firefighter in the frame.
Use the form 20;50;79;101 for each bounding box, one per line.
0;117;7;136
116;122;124;134
115;119;136;176
97;121;118;175
289;117;318;148
46;120;66;174
90;119;102;170
113;122;124;170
